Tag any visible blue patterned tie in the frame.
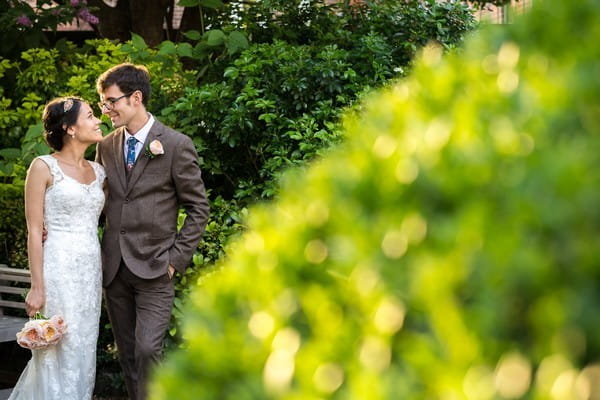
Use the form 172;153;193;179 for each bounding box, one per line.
126;136;137;170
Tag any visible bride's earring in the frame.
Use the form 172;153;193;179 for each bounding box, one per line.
64;125;75;139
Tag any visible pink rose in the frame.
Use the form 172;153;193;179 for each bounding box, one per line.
49;315;67;334
149;139;164;156
16;321;44;349
40;321;62;345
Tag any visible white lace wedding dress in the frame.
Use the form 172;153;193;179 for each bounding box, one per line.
9;155;105;400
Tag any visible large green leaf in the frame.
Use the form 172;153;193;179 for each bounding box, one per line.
0;148;20;159
198;0;224;8
177;0;200;7
24;123;43;140
225;31;249;55
205;30;226;47
158;41;177;56
178;0;222;7
182;30;202;41
130;33;147;50
177;43;193;58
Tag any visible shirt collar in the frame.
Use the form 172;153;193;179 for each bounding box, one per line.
124;113;155;145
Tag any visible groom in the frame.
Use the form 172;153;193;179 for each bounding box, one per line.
95;63;209;400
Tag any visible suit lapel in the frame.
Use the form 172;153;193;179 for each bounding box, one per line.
125;120;163;195
112;128;127;193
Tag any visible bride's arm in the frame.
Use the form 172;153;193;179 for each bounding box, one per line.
24;159;51;317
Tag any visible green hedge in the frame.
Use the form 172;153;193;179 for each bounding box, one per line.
0;183;26;268
160;1;475;202
152;1;600;399
0;39;193;179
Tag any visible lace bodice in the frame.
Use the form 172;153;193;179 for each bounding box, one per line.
9;155;105;400
42;155;105;236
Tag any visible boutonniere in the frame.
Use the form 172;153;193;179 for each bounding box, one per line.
145;139;164;159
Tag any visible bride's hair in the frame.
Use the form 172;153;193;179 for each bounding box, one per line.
42;96;84;151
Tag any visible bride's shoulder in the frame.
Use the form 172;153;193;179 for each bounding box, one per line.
88;160;106;178
29;155;52;171
33;154;54;164
30;155;57;173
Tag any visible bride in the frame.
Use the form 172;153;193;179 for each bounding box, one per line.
9;97;105;399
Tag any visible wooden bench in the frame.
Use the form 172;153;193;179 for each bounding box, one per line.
0;265;30;399
0;265;30;343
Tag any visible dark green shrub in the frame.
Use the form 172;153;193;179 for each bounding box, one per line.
161;1;475;202
0;38;194;180
152;0;600;399
0;183;26;268
161;41;352;200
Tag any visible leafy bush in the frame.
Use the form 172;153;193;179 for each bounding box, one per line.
0;183;26;268
152;1;600;399
161;1;475;202
0;38;195;179
161;41;352;200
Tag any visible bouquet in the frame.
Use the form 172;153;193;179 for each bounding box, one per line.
16;313;67;350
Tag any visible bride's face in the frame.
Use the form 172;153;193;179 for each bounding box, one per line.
69;102;103;144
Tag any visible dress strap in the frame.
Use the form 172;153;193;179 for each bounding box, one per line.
37;155;64;183
89;161;106;184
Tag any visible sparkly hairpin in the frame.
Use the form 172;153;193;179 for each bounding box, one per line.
63;99;74;113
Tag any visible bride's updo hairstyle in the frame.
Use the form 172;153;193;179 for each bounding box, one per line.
42;97;84;151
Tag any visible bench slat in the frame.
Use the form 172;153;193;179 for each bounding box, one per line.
0;300;27;310
0;285;27;296
0;266;30;277
0;265;30;343
0;274;30;283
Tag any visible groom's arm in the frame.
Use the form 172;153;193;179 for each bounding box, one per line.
94;140;108;228
168;133;210;274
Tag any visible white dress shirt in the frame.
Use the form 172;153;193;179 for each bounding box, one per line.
123;113;155;163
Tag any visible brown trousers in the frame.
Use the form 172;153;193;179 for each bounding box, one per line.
105;261;174;400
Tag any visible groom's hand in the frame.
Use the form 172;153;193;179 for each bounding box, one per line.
168;264;175;280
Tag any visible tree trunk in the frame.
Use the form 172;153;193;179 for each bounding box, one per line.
129;0;171;47
88;0;131;43
88;0;171;46
176;4;201;42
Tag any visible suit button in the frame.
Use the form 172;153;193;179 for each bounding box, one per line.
120;230;126;234
125;198;129;203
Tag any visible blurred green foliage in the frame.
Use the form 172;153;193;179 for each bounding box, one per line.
152;0;600;399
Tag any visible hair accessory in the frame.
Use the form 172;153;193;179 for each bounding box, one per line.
63;99;74;113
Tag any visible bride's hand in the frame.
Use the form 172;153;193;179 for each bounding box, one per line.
25;288;45;317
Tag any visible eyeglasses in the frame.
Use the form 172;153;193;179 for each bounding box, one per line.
98;92;134;111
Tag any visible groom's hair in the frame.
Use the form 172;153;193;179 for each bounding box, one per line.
96;63;151;107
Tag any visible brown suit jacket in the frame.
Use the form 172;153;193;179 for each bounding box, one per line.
95;119;209;287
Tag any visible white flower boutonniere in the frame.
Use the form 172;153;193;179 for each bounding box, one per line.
145;139;164;159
